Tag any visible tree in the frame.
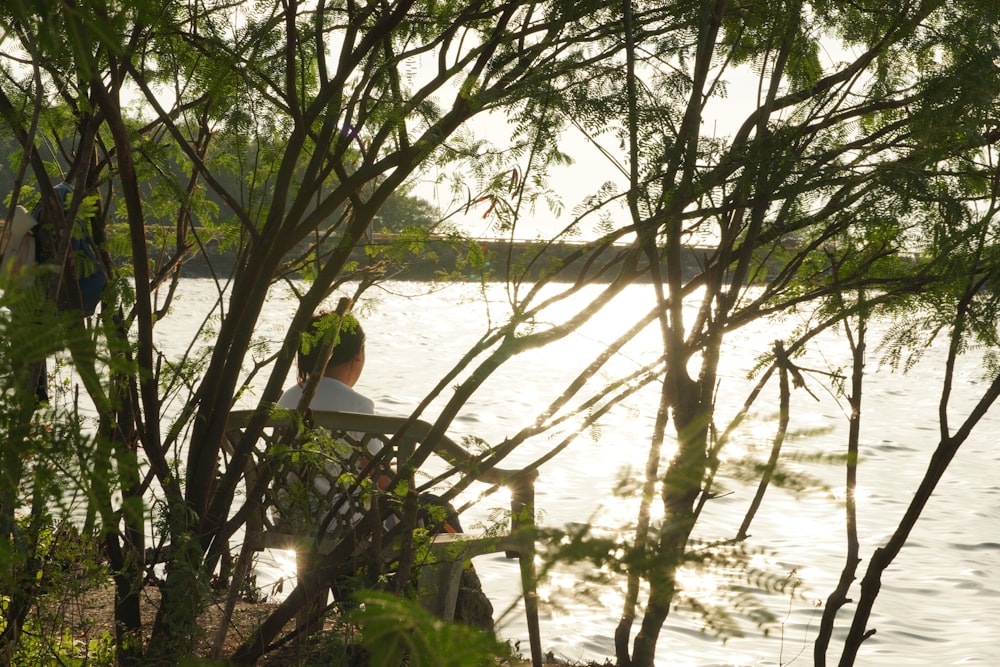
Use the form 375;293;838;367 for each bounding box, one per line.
375;191;441;234
418;1;1000;665
0;0;625;663
534;2;1000;665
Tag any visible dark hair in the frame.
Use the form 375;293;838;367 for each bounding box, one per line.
296;312;365;382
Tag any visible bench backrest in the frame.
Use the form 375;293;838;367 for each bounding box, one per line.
223;409;535;555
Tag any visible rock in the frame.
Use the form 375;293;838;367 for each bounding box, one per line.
454;567;494;632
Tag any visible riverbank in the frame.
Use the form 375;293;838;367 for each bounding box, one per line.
172;235;718;283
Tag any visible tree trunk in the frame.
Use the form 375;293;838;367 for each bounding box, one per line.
630;377;707;667
838;368;1000;665
815;316;865;665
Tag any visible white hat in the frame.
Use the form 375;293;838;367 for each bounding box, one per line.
1;205;37;284
7;205;35;239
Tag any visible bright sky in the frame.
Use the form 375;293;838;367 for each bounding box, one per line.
415;62;768;242
424;33;867;242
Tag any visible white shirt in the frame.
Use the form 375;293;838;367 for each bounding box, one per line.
277;376;382;458
279;376;373;413
275;377;384;527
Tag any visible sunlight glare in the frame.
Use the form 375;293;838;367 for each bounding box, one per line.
674;565;723;603
272;548;298;586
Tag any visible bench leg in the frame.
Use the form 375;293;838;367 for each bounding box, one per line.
511;477;543;667
417;559;464;619
519;547;542;667
296;549;328;640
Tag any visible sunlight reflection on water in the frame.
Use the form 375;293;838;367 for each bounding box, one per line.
155;279;1000;666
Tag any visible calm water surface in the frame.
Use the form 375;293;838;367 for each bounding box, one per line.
162;279;1000;666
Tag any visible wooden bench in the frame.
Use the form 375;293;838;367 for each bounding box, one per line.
219;408;542;666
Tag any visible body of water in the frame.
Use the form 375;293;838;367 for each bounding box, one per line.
160;279;1000;666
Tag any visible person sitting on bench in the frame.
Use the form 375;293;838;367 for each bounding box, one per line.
273;311;493;629
277;311;462;532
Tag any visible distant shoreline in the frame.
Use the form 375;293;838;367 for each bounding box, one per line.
174;237;719;283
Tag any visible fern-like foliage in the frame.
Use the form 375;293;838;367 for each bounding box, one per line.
352;591;506;667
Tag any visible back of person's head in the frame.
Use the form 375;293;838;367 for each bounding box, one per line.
297;312;365;382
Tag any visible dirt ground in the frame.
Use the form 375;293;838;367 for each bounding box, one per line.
27;577;571;665
29;578;297;663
